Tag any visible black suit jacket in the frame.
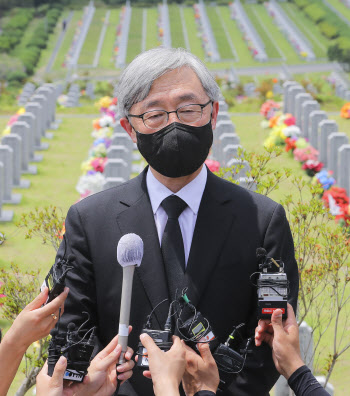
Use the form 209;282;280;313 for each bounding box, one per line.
56;167;298;396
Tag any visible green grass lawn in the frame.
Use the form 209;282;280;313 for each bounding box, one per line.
325;0;350;22
145;8;159;50
182;6;205;60
126;8;143;63
243;4;282;60
78;8;106;65
280;2;330;59
53;10;83;70
98;8;120;69
10;18;43;58
206;5;234;60
169;5;186;49
217;6;256;67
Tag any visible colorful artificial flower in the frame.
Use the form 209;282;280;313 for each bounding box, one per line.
295;138;309;149
313;170;335;191
91;126;113;139
205;159;220;173
260;100;281;120
340;102;350;119
89;143;107;158
285;137;298;152
90;157;107;173
76;172;106;196
302;160;324;177
293;146;318;163
283;125;301;138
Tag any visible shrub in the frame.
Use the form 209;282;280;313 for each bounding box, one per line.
304;4;325;23
294;0;309;9
7;70;27;83
318;21;339;39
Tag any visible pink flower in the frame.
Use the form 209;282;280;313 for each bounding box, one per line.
205;159;220;173
293;146;319;163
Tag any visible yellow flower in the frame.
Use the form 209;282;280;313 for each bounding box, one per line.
266;91;273;99
81;160;93;174
2;127;11;136
17;107;25;115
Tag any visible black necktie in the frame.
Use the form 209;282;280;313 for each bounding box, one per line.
161;195;187;301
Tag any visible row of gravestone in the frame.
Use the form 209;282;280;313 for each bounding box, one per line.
0;84;59;222
266;0;315;61
329;71;350;101
230;0;268;62
17;82;36;106
115;0;132;68
284;81;350;196
158;0;172;48
65;84;81;107
210;99;255;191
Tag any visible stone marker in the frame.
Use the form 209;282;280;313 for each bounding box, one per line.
1;134;30;188
215;120;235;135
103;159;130;180
103;177;126;190
319;120;338;167
238;177;256;191
216;112;231;122
32;94;53;139
283;81;298;113
11;121;37;175
288;85;304;116
222;144;242;167
218;101;228;112
26;102;49;150
113;122;126;134
17;112;42;162
111;133;134;152
295;93;312;127
226;158;250;179
212;133;240;162
338;144;350;195
107;145;132;166
0;145;21;204
301;101;320;138
0;162;14;222
308;111;327;149
328;133;349;179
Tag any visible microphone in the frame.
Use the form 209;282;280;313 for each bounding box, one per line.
117;233;143;364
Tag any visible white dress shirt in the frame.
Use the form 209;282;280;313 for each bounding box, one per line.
146;165;208;266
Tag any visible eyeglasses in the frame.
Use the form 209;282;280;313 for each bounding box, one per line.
128;100;212;130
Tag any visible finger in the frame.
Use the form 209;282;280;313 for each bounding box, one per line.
117;357;135;373
39;287;69;317
198;342;213;362
50;356;67;388
97;345;122;371
124;346;134;361
142;371;152;379
118;366;133;383
94;334;119;360
271;309;284;334
25;288;49;311
140;333;159;354
37;360;48;381
285;303;297;326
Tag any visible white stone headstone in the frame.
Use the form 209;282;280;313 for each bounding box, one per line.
328;133;349;179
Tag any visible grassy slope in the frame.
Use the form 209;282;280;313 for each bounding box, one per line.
169;5;186;49
78;8;106;65
10;18;43;58
36;10;70;72
216;6;256;67
98;9;120;69
126;8;143;63
243;4;281;60
206;5;233;60
145;8;159;50
280;2;329;59
53;10;83;70
326;0;350;21
182;7;205;60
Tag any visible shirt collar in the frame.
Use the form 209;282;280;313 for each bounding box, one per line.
146;165;208;215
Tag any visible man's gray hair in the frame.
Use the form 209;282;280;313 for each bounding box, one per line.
116;47;221;118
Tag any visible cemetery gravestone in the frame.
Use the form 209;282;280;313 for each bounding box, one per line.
328;133;349;179
103;159;130;180
1;135;30;189
338;145;350;195
301;101;320;138
111;133;134;152
319;120;338;167
17;112;42;162
288;86;304;116
0;162;14;222
215;120;235;135
295;93;312;127
217;112;231;122
107;146;132;167
0;145;21;204
32;94;51;139
212;133;240;162
222;144;242;167
26;102;49;151
11;122;37;175
283;81;298;113
308;111;327;149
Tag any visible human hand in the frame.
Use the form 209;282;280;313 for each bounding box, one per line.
36;358;75;396
73;328;134;396
255;304;304;379
182;342;220;396
139;334;185;396
5;287;69;352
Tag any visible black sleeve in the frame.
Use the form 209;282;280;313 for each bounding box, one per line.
194;392;216;396
226;204;299;396
288;366;330;396
54;205;98;334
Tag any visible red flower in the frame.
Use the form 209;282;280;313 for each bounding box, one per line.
322;187;350;208
285;137;297;152
205;159;220;173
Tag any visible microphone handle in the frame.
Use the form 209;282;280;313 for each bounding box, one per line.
118;265;135;364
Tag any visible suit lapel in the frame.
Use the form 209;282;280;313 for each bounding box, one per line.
116;169;169;327
184;170;236;306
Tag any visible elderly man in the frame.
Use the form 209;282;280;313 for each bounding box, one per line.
56;47;298;395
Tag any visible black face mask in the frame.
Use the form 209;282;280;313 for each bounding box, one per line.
135;121;213;178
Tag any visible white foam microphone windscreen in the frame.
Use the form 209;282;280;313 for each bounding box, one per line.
117;233;143;364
